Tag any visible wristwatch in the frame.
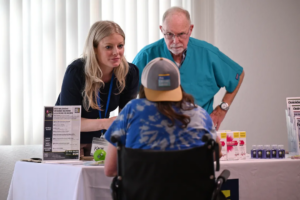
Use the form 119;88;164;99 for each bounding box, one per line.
220;102;229;111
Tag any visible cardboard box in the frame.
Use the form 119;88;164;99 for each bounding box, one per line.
239;131;246;160
226;131;240;160
217;131;227;161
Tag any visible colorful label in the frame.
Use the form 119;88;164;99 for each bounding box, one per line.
257;150;263;158
220;132;227;139
265;150;271;158
239;131;246;160
218;132;227;161
158;74;170;87
227;131;239;160
271;150;277;158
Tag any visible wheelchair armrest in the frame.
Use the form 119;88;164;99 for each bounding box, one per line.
202;133;212;142
111;135;121;144
202;133;220;171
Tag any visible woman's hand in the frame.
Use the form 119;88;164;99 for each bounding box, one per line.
81;116;117;132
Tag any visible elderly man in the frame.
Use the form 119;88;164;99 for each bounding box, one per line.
132;6;244;130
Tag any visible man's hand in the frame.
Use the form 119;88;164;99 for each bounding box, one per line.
210;70;245;131
210;106;227;131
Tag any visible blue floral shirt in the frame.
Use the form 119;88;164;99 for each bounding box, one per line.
105;98;216;150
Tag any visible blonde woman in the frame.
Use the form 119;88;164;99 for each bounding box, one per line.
56;21;139;156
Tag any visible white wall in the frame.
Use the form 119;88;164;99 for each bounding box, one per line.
214;0;300;152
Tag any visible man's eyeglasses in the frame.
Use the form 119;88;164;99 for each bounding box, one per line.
162;28;190;40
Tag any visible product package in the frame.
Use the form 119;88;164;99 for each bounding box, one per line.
239;131;247;160
226;131;240;160
217;131;228;161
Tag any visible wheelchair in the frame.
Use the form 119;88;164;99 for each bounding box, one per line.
110;134;230;200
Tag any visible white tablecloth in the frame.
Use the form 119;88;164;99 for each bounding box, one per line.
7;161;113;200
216;158;300;200
7;158;300;200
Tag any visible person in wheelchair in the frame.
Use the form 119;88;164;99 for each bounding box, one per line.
104;57;221;177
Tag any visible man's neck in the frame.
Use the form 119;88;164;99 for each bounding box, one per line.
172;53;183;64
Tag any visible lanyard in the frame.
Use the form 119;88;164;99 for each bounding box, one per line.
97;73;114;120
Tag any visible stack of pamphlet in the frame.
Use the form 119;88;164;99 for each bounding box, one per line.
285;97;300;155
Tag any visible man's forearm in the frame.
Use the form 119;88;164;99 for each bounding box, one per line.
222;70;245;106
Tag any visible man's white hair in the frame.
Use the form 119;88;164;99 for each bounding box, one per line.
162;6;191;24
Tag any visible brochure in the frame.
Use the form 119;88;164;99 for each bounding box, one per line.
43;106;81;162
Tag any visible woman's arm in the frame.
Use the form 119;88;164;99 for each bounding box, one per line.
80;117;117;132
104;143;118;177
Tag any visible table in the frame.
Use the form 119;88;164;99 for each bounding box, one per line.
8;158;300;200
7;161;113;200
215;158;300;200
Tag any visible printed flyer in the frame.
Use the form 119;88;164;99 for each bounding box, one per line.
43;106;81;161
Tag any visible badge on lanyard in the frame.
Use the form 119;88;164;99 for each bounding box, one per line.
91;137;107;155
90;74;114;156
97;73;114;135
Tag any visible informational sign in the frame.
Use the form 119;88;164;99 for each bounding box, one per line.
43;106;81;161
221;179;239;200
286;97;300;154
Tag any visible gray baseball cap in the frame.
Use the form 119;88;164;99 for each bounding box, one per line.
141;57;182;102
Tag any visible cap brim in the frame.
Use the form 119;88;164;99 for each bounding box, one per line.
144;87;182;102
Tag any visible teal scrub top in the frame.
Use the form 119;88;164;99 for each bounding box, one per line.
133;38;243;114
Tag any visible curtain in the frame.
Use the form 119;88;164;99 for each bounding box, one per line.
0;0;214;145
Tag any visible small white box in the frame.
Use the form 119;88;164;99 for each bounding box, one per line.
239;131;246;160
226;131;240;160
217;131;227;161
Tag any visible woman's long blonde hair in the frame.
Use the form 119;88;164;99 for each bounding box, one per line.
82;21;129;111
